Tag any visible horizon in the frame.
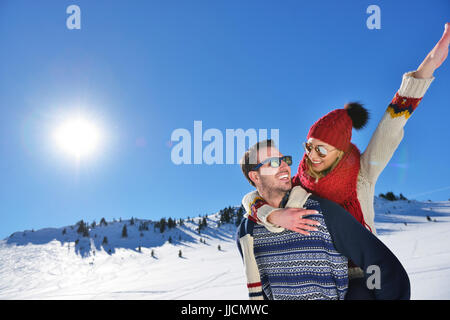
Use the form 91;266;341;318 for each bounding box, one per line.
1;192;445;240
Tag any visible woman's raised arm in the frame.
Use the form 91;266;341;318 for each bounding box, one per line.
414;23;449;79
360;23;448;184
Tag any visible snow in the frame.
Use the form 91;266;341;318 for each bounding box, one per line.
1;198;449;300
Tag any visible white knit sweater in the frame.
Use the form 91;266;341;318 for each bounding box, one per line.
242;71;434;235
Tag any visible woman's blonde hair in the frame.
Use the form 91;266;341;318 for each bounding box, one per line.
306;150;345;180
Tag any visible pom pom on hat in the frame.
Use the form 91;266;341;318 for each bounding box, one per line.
307;102;369;152
344;102;369;130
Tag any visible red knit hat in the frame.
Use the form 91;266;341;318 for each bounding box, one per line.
307;102;369;152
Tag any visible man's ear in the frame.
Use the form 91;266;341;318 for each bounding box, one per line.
248;170;259;186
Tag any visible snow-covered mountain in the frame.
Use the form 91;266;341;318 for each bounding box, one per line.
1;198;450;300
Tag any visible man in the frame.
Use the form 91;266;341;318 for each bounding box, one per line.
236;139;410;300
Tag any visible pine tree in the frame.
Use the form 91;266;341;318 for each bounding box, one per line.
219;207;233;224
168;217;176;229
235;206;244;226
139;221;149;231
122;225;128;238
100;218;108;227
157;218;167;233
380;192;398;201
201;217;207;229
76;220;89;237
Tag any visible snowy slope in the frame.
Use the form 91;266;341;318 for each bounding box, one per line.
0;198;449;300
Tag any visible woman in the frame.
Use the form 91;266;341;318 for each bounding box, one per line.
241;23;449;298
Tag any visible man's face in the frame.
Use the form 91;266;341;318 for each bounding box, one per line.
252;146;292;193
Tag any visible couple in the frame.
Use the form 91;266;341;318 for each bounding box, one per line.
236;23;449;300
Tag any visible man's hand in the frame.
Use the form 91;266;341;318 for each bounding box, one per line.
415;23;450;79
267;208;321;236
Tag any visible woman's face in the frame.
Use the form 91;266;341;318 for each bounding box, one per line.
305;138;341;173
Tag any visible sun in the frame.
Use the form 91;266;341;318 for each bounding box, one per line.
53;116;102;159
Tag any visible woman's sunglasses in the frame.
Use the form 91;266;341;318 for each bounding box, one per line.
303;142;335;158
251;155;292;171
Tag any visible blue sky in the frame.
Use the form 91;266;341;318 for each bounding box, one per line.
0;0;449;239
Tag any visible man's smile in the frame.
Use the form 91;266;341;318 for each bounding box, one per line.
276;171;290;181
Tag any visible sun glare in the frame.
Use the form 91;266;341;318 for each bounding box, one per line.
53;116;102;159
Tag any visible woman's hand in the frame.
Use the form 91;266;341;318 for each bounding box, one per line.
267;208;321;236
415;23;450;79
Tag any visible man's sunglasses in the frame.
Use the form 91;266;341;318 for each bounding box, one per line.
303;142;335;158
251;155;293;171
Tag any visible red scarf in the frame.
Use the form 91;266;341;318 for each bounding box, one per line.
292;143;371;232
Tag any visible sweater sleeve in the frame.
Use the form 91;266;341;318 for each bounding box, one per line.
316;196;410;300
236;219;265;300
360;71;434;184
242;186;311;233
242;190;284;232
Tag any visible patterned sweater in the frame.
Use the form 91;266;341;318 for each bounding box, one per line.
239;197;348;300
237;194;411;300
